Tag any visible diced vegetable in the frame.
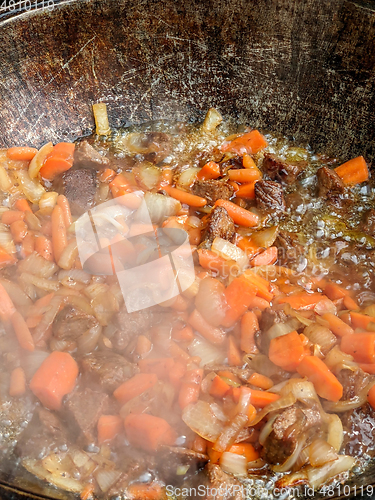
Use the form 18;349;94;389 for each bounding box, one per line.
215;199;259;227
340;332;375;363
113;373;158;404
221;130;267;155
296;356;343;402
334;156;369;185
124;413;176;452
269;331;305;371
93;103;111;136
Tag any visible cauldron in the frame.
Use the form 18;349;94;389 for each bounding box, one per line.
0;0;374;498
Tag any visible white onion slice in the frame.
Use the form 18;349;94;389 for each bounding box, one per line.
182;400;224;442
212;237;248;269
309;439;338;467
306;456;355;488
220;452;247;477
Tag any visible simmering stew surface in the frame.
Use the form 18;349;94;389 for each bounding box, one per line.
0;106;375;499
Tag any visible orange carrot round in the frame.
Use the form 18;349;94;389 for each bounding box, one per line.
113;373;158;404
197;161;221;180
35;235;54;262
15;198;32;213
269;330;305;372
164;185;207;207
29;351;79;410
188;308;226;344
214;199;259;227
124;413;176;452
97;415;123;444
334;156;369;185
57;195;72;228
10;220;28;243
228;169;260;183
322;313;354;337
7;147;38;161
340;332;375;363
297;356;343;402
250;246;278;267
9;367;26;397
2;210;25;225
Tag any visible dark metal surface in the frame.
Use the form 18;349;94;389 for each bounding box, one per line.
0;0;374;498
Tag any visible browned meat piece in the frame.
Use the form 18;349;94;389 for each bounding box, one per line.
361;208;375;237
340;404;375;458
192;179;234;205
259;305;288;332
74;140;110;169
337;367;373;400
113;306;159;352
255;180;286;213
128;132;171;164
65;387;109;443
219;157;243;175
316;166;345;198
262;153;307;184
38;408;69;439
202;206;235;245
52;306;98;340
275;231;305;265
263;404;321;465
81;350;137;393
60;168;97;215
205;464;243;500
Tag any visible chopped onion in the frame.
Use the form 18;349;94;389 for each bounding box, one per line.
95;468;121;492
0;224;16;254
33;296;63;344
24;211;42;231
14;170;45;203
77;324;102;354
0;165;12;191
195;277;226;327
84;283;109;300
309;439;338;467
182;400;224;442
314;298;337;316
202;108;223;133
214;413;249;452
18;252;58;278
259;414;278;445
289;308;313;326
63;295;94;316
58;269;91;285
212;237;248;269
22;349;50;379
176;167;200;190
91;291;119;326
220;452;247;477
23;458;83;493
247;458;266;469
187;216;203;229
280;379;318;402
133;163;161;190
267;320;299;340
324;345;356;375
324;381;375;413
136;192;181;224
295;446;310;470
20;272;60;292
187;337;225;367
93;103;111;136
303;323;336;354
364;303;375;317
251;226;278;249
28;142;54;178
326;414;344;452
246;353;284;378
39;191;58;210
0;279;32;312
306;455;355;489
58;240;78;270
181;275;200;300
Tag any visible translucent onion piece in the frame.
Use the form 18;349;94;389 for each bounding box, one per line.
91;291;119;326
220;452;247;477
23;458;83;493
309;439;338;467
251;226;279;249
202;108;223;133
77;324;102;354
93;103;111;136
187;338;225;367
58;269;91;285
182;400;224;442
214;413;249;453
84;283;109;300
58;240;78;270
326;414;344;452
133;163;161;190
0;279;32;310
0;227;16;254
14;170;46;203
259;414;278;446
28;142;54;179
39;191;58;210
137;192;181;224
176;167;200;190
324;345;355;375
303;323;336;354
295;446;310;470
18;252;58;278
22;350;50;379
247;458;266;469
0;165;12;191
212;237;248;269
95;469;121;493
280;379;319;402
306;456;355;489
267;320;299;340
33;296;63;344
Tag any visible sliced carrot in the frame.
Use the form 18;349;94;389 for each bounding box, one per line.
178;369;203;409
227;335;242;366
97;415;123;444
20;232;35;258
340;333;375;363
9;367;26;397
228;443;259;462
2;210;25;225
222;276;257;328
268;330;305;371
80;484;95;500
39;142;75;181
109;173;132;197
29;351;79;410
11;310;35;352
209;375;231;398
248;373;273;390
231;387;241;404
113;373;158;404
297;356;343;402
172;324;194;342
0;247;17;268
250;246;278;267
98;168;116;183
221;130;268;155
250;389;280;408
51;205;67;262
215;199;259;227
168;360;186;389
243;270;273;301
350;311;373;330
139;358;175;379
242;154;258;170
228;169;260;183
35;235;54;262
10;220;28;243
368;384;375;411
169;340;191;364
324;282;348;300
7;147;38;161
236;236;261;259
322;313;354;337
127;483;163;500
197;248;236;277
164;186;207;207
197;161;221;180
240;311;259;354
334;156;369;185
124;413;176;452
246;295;270;311
158;167;173;188
136;335;152;357
235;182;256;199
207;443;222;464
15;198;32;213
188;309;226;344
359;364;375;374
343;295;359;311
57;195;72;228
278;292;323;310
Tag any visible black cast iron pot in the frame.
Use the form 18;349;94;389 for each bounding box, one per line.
0;0;374;498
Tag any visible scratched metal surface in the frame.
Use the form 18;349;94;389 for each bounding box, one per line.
0;0;373;160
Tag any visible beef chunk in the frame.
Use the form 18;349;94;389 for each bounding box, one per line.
337;368;373;401
38;408;68;439
340;404;375;458
259;306;289;332
316;166;345;198
74;140;110;169
138;132;171;163
53;306;98;341
262;153;307;184
361;208;375;237
255;180;285;213
65;387;108;443
275;231;305;265
81;351;137;393
205;464;243;500
60;168;97;215
263;404;321;465
113;306;159;352
192;180;234;204
203;206;235;245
